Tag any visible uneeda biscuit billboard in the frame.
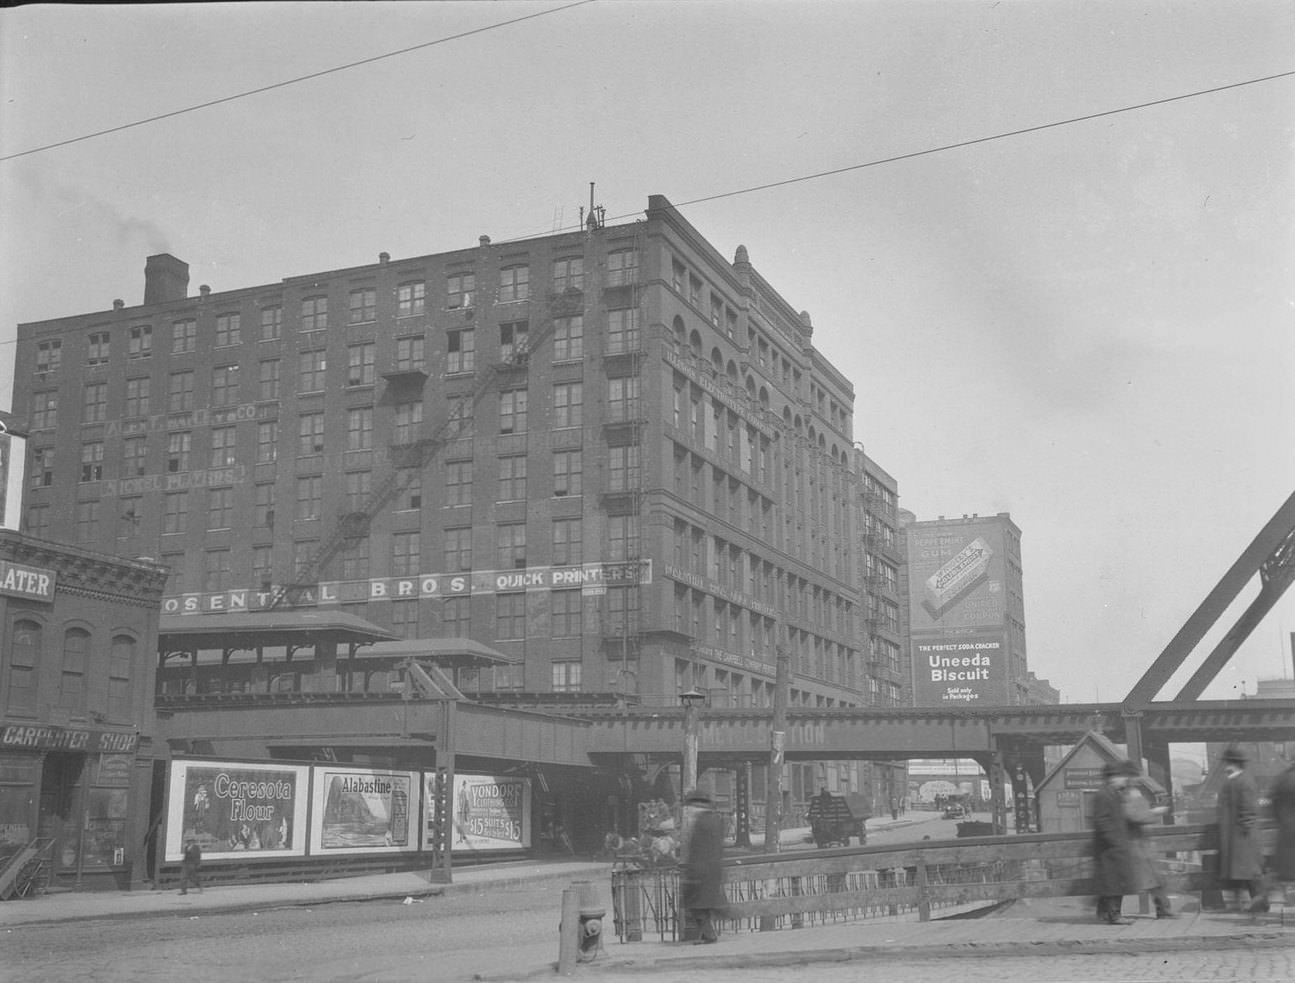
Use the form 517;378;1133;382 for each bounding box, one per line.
913;635;1006;704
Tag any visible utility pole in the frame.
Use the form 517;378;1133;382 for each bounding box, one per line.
763;644;791;853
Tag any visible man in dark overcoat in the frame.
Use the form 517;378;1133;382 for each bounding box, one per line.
1092;760;1132;924
1268;756;1295;886
1216;745;1266;912
680;789;726;943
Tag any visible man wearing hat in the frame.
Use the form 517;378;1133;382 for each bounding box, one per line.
1217;745;1266;912
1092;759;1134;924
679;789;726;943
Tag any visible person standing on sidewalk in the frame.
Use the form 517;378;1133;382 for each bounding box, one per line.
679;789;725;944
179;839;203;895
1216;745;1266;913
1092;760;1132;924
1122;762;1174;918
1266;754;1295;894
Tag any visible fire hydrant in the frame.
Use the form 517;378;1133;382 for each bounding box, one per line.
558;880;605;974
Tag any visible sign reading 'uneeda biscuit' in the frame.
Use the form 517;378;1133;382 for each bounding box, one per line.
912;636;1006;704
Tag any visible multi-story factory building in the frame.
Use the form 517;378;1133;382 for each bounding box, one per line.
12;195;891;714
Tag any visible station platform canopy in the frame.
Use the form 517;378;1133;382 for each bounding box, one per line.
159;609;397;652
357;637;516;670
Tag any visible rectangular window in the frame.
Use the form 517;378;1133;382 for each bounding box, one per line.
123;437;147;476
442;595;470;636
163;491;188;534
498;456;527;501
347;343;375;386
259;359;281;400
37;339;62;373
607;308;641;354
551;659;582;692
80;442;105;482
301;295;328;332
252;546;273;586
83;382;107;423
254;483;276;528
606;586;640;634
608;444;641;493
347;406;374;450
444;527;472;572
396;281;426;317
496;522;526;569
344;470;371;511
447;272;475;309
553;257;584;292
395;335;425;371
395;471;421;510
553;315;583;361
211;364;239;407
392;531;421;576
553;449;582;497
340;540;369;581
172;319;196;354
60;630;89;709
256;420;279;463
608;375;640;422
87;331;110;366
394;399;423;444
551;592;582;638
168;371;195;412
260;306;282;341
445;460;472;506
710;295;723;327
499;265;529;303
167;432;192;473
128;325;152;359
124;377;150;417
299;413;325;455
496;593;527;640
32;392;57;430
26;504;50;538
389;599;418;638
553;518;583;565
553;381;583;428
499;389;528;434
608;513;640;561
499;320;529;361
349;288;376;323
209;426;237;468
215;313;241;347
607;248;638;286
207;488;233;530
75;500;99;542
296;475;323;520
298;350;326;392
447;327;475;373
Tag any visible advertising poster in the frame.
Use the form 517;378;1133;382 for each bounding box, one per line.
905;520;1007;632
912;634;1007;706
309;767;419;854
164;759;309;862
439;774;531;852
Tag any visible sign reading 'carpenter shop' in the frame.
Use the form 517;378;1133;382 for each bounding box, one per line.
0;559;56;601
0;724;138;753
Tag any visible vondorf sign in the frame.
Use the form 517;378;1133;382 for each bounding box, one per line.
0;559;56;602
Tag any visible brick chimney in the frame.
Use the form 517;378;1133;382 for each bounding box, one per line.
144;254;189;305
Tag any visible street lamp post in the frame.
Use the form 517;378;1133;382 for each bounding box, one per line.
680;688;705;796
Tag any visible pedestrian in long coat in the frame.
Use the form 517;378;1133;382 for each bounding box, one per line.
680;789;726;943
1267;758;1295;883
1122;771;1174;917
1092;760;1132;924
1216;745;1266;912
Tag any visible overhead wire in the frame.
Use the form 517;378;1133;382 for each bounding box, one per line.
0;0;597;163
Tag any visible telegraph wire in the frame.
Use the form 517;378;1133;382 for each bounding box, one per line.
0;1;597;163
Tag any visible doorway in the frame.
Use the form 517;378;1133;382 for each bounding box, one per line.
38;752;85;872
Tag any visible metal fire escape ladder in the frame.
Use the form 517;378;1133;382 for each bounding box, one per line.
1121;489;1295;711
267;315;558;610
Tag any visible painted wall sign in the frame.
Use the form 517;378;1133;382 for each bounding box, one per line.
0;723;134;752
0;559;56;601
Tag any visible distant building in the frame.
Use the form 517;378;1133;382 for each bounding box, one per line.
900;512;1038;706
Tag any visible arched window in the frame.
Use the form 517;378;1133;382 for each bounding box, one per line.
689;330;703;357
108;634;136;720
673;316;687;349
710;348;724;373
759;387;770;408
7;619;41;712
726;360;738;381
61;627;91;711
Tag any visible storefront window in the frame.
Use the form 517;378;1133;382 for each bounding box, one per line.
0;754;39;852
80;755;132;868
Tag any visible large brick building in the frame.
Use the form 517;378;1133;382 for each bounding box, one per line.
12;196;904;723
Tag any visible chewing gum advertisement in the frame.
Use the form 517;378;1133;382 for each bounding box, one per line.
906;522;1007;632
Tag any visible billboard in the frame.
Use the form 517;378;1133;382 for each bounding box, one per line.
309;767;419;854
164;759;309;861
438;774;532;852
906;519;1008;633
912;633;1007;706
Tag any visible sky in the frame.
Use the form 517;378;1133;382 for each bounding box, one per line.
2;1;1292;707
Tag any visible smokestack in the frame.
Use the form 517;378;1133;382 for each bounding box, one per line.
144;254;189;305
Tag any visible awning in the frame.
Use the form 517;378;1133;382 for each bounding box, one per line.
159;610;397;651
